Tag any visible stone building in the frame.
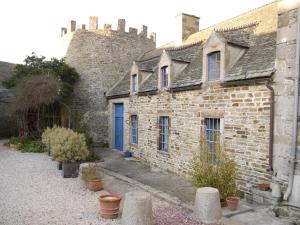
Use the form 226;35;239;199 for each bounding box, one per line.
62;17;156;144
0;61;17;138
106;1;300;206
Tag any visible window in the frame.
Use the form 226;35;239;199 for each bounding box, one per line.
208;51;221;81
131;115;138;144
132;74;137;93
159;116;169;152
205;118;221;154
160;66;169;88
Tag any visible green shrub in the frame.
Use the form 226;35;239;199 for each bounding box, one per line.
85;151;101;162
42;126;89;162
20;138;47;153
8;136;20;144
190;135;237;200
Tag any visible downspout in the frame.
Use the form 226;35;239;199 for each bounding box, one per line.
266;82;274;172
283;5;300;201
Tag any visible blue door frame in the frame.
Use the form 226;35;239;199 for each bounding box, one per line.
114;103;124;150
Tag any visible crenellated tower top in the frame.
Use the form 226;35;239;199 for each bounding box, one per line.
61;16;156;42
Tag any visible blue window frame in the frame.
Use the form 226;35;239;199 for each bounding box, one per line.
208;51;221;81
160;66;169;88
132;74;137;93
206;118;221;154
159;116;169;152
131;115;138;144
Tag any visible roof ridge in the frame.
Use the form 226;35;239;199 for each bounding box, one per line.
166;41;202;51
214;21;259;32
197;1;275;34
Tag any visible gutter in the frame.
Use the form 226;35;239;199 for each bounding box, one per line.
284;5;300;201
266;82;274;172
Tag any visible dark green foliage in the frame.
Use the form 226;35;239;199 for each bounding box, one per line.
2;53;79;97
8;136;20;144
85;151;101;162
20;137;47;153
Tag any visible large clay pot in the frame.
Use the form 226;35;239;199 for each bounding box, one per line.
226;196;240;211
99;194;122;219
88;179;103;192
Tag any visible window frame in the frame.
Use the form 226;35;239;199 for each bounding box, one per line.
207;51;221;82
131;74;138;93
205;118;221;157
160;66;169;88
130;115;138;145
159;116;169;152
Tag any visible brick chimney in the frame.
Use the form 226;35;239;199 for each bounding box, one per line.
175;13;199;45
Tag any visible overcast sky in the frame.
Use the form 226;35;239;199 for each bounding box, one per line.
0;0;273;64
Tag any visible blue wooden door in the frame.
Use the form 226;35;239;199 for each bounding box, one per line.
114;103;124;150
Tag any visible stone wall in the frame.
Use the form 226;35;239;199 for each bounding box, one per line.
108;83;272;194
272;0;300;186
63;19;156;144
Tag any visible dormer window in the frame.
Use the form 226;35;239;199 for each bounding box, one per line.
207;51;221;81
131;74;137;93
160;66;169;88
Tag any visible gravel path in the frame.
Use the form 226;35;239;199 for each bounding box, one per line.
0;140;204;225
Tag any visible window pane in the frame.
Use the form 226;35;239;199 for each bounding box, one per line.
208;52;220;81
131;115;138;144
205;118;220;156
132;75;137;92
159;116;169;152
161;66;169;88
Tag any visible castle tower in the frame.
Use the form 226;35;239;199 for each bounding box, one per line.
61;17;156;145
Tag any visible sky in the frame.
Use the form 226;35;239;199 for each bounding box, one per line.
0;0;273;64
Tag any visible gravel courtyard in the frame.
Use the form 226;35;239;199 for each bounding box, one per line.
0;140;205;225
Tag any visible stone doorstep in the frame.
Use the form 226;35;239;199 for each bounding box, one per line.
101;167;248;225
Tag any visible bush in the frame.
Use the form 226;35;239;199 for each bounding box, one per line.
42;126;89;162
190;135;237;200
8;136;20;144
20;137;47;153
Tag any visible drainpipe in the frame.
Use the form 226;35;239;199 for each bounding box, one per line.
266;82;274;172
284;5;300;201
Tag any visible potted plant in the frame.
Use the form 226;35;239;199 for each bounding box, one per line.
226;196;240;211
80;163;104;192
190;134;237;208
258;183;270;191
49;127;89;178
9;137;22;150
99;194;122;219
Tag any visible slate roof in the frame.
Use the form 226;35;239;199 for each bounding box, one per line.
106;8;277;98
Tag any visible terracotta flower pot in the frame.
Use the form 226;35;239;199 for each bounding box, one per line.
99;194;122;219
220;199;227;208
88;179;103;192
258;183;270;191
10;143;21;150
226;196;240;211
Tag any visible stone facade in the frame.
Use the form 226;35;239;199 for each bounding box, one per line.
108;83;272;194
106;1;300;200
62;18;156;144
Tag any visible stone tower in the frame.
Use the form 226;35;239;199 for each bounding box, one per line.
61;17;156;144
